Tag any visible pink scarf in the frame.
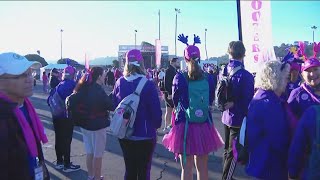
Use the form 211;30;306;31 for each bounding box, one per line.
0;93;48;157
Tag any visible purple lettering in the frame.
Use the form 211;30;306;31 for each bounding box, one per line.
252;44;260;52
251;0;262;10
252;11;261;22
254;33;259;41
252;23;259;31
254;54;259;62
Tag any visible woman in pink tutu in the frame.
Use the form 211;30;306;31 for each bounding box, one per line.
162;34;224;180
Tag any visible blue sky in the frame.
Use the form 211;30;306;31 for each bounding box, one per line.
0;1;319;63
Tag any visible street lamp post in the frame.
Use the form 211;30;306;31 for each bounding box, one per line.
175;8;181;56
205;28;208;60
311;26;317;42
135;30;137;49
158;10;161;40
60;29;63;60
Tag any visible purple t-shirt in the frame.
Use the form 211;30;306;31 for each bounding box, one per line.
287;83;320;119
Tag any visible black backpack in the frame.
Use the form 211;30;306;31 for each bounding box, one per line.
215;66;242;112
65;90;90;126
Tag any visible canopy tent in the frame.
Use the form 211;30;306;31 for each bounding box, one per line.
40;64;67;81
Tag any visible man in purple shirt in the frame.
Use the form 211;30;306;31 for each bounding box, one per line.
221;41;254;180
288;57;320;119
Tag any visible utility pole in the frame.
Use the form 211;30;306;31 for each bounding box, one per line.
174;8;181;56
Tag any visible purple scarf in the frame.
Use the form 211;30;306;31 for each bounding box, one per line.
0;93;48;157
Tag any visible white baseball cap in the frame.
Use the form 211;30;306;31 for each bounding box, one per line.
0;52;42;76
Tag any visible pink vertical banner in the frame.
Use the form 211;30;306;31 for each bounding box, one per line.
155;39;162;68
85;53;90;70
240;0;276;74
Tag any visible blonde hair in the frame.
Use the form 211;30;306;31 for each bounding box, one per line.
123;61;146;77
255;61;290;91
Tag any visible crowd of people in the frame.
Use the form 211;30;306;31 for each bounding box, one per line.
1;38;320;180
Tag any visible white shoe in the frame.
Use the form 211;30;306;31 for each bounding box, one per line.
55;162;64;170
163;126;171;134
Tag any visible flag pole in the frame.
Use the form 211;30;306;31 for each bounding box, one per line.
236;0;243;41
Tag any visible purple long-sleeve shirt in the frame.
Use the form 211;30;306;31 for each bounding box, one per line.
112;76;162;139
288;83;320;119
222;60;254;127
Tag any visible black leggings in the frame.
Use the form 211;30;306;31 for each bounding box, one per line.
53;118;74;165
119;139;155;180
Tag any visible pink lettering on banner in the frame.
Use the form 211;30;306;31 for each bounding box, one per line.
251;0;262;63
254;54;259;63
251;0;262;10
252;44;260;52
254;33;259;41
252;11;261;22
252;23;259;31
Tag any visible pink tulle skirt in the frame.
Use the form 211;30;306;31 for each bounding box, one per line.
162;122;224;155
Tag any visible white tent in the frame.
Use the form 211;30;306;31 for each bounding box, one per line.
40;64;68;81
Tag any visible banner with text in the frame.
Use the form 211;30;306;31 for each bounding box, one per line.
155;39;162;68
240;0;276;73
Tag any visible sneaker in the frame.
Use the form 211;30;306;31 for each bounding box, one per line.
55;162;64;170
63;162;81;172
162;126;171;134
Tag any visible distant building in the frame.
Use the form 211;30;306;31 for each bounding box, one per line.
294;41;310;45
118;44;169;69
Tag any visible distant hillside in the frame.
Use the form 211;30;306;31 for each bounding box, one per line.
89;56;117;65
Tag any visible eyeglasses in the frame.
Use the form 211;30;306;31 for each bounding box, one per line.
0;71;33;79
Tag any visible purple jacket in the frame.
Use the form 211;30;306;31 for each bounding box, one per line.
288;83;320;119
222;60;254;127
112;75;162;139
288;105;320;179
283;77;301;100
172;72;216;124
246;89;290;179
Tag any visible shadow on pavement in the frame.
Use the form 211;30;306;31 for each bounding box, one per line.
45;159;88;180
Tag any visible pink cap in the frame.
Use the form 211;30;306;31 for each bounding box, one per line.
63;66;75;75
184;45;200;61
126;49;143;62
301;58;320;71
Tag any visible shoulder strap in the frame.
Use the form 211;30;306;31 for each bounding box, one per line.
134;77;148;96
228;66;242;78
302;84;320;104
315;106;320;144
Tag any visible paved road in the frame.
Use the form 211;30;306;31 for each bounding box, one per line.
32;81;250;180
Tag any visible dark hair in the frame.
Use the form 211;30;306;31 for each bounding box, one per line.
51;68;59;74
228;41;246;60
74;66;104;93
170;57;179;63
187;59;203;80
